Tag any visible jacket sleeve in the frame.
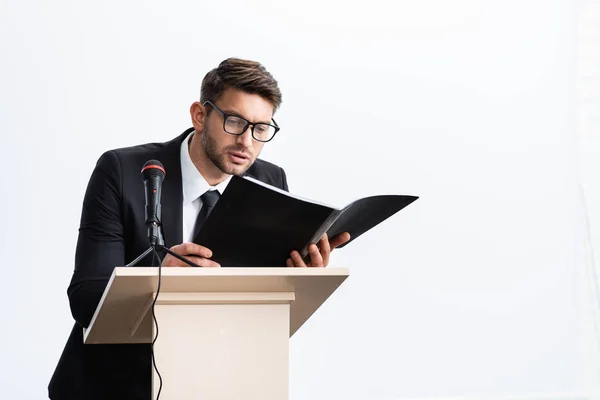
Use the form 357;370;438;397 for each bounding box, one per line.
67;150;125;328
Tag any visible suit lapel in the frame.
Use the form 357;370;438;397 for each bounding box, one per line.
158;131;188;248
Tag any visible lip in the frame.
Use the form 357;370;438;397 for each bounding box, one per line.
228;151;249;160
228;151;249;164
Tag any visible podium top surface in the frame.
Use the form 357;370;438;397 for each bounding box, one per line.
84;267;349;344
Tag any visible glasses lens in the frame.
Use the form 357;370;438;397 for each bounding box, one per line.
253;124;276;142
224;116;247;134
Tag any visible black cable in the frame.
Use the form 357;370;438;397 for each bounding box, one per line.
150;247;163;400
126;229;198;398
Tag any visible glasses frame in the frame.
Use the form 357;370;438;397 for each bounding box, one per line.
203;100;280;143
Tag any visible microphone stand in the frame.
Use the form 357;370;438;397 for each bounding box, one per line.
126;221;201;268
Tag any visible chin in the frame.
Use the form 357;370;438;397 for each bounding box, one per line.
221;160;252;176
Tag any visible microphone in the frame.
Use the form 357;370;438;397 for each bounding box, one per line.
141;160;166;246
127;158;199;268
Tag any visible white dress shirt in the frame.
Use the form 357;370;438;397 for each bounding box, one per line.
180;131;231;243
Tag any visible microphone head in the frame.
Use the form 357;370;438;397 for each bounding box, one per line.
141;159;166;180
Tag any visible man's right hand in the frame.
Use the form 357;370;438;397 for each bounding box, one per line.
161;242;221;267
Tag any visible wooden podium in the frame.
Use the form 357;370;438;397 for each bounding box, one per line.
83;266;349;400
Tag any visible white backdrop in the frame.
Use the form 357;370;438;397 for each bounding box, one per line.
1;0;597;399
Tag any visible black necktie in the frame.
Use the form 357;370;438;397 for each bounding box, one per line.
192;190;220;240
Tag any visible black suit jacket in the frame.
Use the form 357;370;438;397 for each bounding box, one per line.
48;128;289;400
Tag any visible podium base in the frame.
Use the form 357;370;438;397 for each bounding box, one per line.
152;291;294;400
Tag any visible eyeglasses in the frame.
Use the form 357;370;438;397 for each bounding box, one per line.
203;101;280;143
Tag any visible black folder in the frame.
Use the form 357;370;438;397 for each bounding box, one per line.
193;175;418;267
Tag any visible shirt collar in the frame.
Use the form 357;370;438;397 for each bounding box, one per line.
180;130;232;206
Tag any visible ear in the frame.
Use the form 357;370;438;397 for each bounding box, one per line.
190;102;206;132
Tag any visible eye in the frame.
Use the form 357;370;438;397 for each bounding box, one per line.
255;125;268;134
226;116;245;127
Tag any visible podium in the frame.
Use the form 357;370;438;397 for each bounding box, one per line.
83;266;349;400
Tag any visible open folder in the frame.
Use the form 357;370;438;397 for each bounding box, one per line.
192;175;418;267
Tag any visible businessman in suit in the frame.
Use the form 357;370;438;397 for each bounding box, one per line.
48;58;350;399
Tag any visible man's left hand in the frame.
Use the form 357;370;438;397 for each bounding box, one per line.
286;232;351;268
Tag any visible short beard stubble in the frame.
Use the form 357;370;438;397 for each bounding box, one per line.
200;126;252;176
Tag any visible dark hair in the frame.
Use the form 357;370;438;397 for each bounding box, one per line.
200;58;282;113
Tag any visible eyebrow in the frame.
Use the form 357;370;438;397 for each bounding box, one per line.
221;108;273;125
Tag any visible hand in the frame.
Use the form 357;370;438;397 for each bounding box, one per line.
161;242;221;267
286;232;351;268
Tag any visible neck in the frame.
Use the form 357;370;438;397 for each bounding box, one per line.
188;131;229;186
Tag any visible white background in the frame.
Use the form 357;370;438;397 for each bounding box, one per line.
1;0;599;399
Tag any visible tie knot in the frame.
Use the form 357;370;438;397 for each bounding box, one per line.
201;190;220;208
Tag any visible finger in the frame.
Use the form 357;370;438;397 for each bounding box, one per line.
286;257;294;268
175;242;213;258
187;243;214;258
162;254;192;267
329;232;351;249
164;255;220;268
178;255;206;267
308;243;323;267
162;254;189;267
290;250;307;268
319;234;331;266
189;257;220;268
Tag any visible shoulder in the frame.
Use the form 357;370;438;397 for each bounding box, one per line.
92;129;190;176
108;129;189;165
245;158;289;191
247;158;282;173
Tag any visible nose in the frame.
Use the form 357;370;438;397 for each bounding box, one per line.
235;125;254;148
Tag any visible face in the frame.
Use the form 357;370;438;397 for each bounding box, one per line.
190;88;273;178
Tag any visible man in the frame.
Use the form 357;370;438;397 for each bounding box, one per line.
48;57;350;399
